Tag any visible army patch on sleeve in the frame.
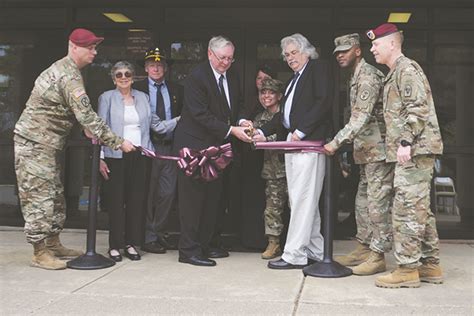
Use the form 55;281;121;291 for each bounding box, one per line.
404;85;412;97
360;90;370;101
80;95;91;107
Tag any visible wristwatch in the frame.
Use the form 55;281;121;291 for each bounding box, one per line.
400;140;412;147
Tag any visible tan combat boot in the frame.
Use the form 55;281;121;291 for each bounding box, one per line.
351;251;386;275
418;262;444;284
262;236;282;259
31;241;67;270
334;242;370;266
45;234;83;258
375;267;420;288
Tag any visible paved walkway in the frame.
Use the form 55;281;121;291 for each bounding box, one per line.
1;227;472;315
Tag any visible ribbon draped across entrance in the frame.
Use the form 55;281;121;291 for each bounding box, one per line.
135;140;324;181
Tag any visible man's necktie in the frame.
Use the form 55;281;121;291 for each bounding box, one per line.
285;72;300;97
155;83;166;119
218;75;230;108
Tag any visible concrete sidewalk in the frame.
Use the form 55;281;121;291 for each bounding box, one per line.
1;227;472;315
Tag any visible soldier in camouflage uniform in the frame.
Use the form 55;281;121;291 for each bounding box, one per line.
367;23;444;288
252;78;288;259
14;28;135;270
325;34;394;276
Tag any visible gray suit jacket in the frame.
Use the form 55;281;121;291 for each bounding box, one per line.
98;88;177;158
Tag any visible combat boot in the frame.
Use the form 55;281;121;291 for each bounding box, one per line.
334;242;370;266
352;251;386;275
262;236;282;260
375;267;420;288
31;241;67;270
418;262;444;284
45;234;83;258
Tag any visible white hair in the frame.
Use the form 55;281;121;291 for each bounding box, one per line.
281;33;318;60
208;35;234;51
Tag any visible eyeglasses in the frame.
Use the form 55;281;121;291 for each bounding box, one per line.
115;71;132;79
211;50;235;64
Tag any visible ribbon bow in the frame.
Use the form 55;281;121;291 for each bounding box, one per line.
177;143;233;182
136;143;233;182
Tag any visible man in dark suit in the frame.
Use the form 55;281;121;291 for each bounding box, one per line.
134;47;183;254
173;36;252;266
254;33;334;269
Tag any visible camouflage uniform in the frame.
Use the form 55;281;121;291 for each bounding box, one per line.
384;55;443;267
14;56;123;244
254;109;287;237
328;58;393;253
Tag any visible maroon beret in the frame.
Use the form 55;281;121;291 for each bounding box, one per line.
366;23;400;41
69;28;104;47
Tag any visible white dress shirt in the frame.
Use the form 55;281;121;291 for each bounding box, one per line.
283;61;309;139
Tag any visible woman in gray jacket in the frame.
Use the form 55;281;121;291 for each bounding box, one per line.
98;61;178;262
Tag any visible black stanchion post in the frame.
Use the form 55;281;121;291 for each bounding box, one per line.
302;155;352;277
67;140;115;270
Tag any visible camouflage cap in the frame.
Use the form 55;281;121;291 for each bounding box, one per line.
333;33;360;54
260;78;284;94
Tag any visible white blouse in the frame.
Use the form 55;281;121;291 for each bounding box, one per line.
123;103;141;146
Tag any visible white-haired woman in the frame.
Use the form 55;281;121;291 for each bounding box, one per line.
98;61;178;262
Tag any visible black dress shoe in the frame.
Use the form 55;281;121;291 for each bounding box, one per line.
108;249;122;262
124;245;141;261
141;242;166;254
178;255;216;267
156;235;176;250
205;247;229;258
268;258;306;270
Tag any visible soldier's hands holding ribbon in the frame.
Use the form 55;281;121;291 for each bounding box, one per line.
324;143;336;155
83;129;94;139
120;139;136;153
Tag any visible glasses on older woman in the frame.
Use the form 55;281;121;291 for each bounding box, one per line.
115;71;132;79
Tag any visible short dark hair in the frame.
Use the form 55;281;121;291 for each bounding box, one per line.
256;64;276;79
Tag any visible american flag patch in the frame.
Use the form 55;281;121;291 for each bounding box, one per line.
73;88;86;99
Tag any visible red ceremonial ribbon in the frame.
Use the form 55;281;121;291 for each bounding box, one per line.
136;143;233;182
252;140;325;153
